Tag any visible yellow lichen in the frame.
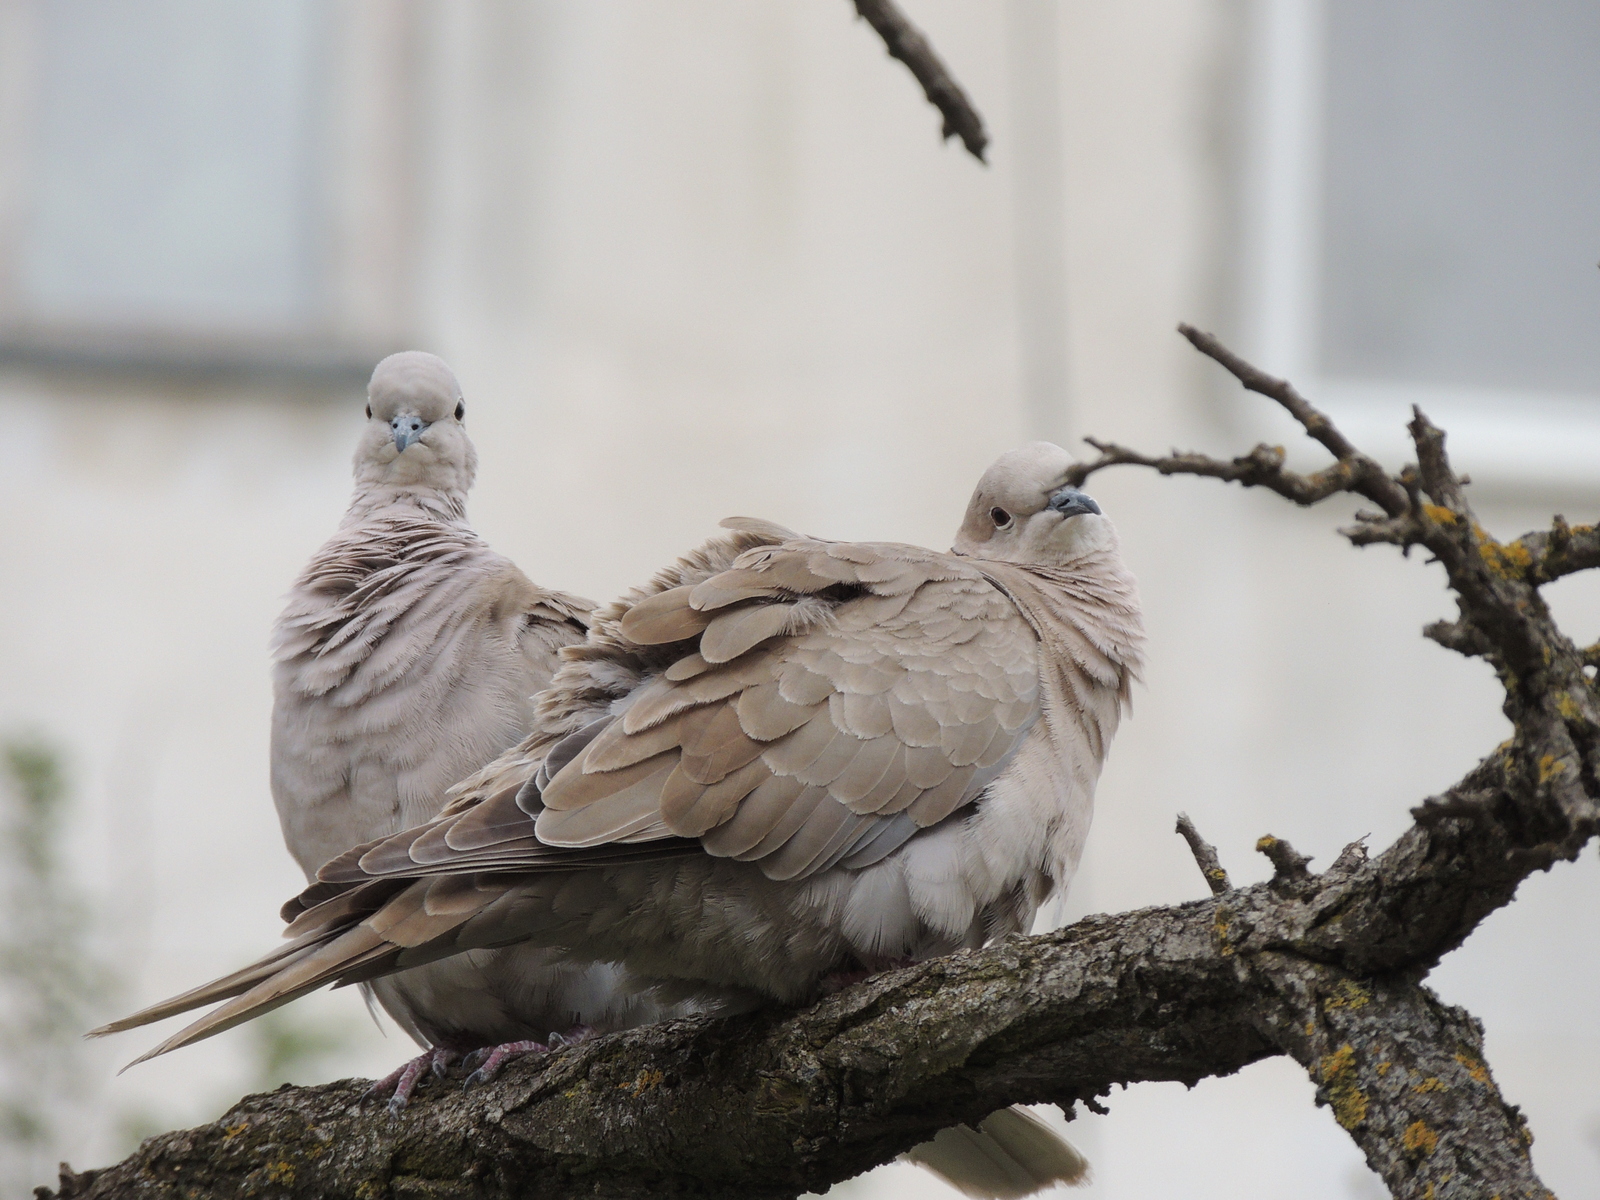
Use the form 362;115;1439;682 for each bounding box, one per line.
1256;835;1277;853
1213;907;1234;957
1319;1044;1368;1130
1455;1053;1490;1085
1412;1077;1448;1094
1376;1061;1392;1076
1476;529;1534;580
222;1123;249;1142
1422;503;1458;525
1556;691;1583;721
1325;980;1371;1011
1538;755;1569;784
263;1161;296;1186
1403;1122;1439;1157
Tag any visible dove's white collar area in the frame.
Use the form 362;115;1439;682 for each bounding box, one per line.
950;440;1115;565
350;350;478;519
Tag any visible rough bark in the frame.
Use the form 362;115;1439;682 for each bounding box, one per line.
45;327;1596;1199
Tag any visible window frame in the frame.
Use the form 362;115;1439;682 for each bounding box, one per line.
1234;0;1600;488
0;1;420;388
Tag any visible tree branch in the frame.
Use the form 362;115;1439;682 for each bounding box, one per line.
852;0;988;162
1176;812;1231;895
50;328;1599;1199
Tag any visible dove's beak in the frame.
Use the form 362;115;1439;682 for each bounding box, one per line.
1046;487;1101;519
390;414;430;453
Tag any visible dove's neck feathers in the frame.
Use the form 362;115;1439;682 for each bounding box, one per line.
972;528;1145;891
345;471;472;526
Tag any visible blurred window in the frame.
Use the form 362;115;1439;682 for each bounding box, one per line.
19;0;328;334
1320;0;1600;396
1241;0;1600;482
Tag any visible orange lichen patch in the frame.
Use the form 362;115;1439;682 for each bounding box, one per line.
1412;1077;1448;1094
1325;980;1371;1011
1319;1044;1368;1130
1320;1045;1355;1079
1475;529;1534;580
621;1068;666;1096
1455;1053;1490;1085
1538;755;1569;785
1422;503;1458;525
1403;1121;1439;1157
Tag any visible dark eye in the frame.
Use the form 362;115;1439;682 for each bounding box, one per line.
990;507;1012;529
365;404;372;419
454;401;465;420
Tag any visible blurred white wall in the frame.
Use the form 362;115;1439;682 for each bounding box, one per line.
0;2;1596;1196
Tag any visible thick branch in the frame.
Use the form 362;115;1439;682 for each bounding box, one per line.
852;0;988;162
1263;970;1540;1198
50;743;1576;1200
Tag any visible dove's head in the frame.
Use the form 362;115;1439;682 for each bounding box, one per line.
352;351;478;508
952;441;1116;565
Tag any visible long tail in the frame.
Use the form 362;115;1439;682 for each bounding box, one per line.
903;1106;1090;1198
87;881;416;1070
87;928;331;1038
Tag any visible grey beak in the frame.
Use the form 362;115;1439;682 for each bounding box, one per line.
1047;487;1101;519
391;414;430;453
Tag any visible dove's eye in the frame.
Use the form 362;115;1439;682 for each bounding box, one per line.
365;404;372;419
990;507;1012;529
454;401;465;420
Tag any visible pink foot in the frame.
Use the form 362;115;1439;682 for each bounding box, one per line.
462;1025;597;1089
461;1040;546;1089
364;1047;459;1116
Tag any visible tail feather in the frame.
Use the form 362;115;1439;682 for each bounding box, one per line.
112;924;392;1071
86;929;333;1038
904;1106;1090;1198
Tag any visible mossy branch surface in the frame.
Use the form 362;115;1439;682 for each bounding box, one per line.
47;329;1596;1200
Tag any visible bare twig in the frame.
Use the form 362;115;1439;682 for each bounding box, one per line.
1176;812;1230;895
852;0;988;162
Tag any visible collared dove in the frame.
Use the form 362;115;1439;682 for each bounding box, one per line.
268;350;668;1108
99;442;1144;1195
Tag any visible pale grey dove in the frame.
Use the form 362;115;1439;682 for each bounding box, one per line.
267;350;673;1108
99;442;1144;1195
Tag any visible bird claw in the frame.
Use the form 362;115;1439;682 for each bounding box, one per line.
364;1047;459;1115
462;1040;547;1090
460;1026;597;1089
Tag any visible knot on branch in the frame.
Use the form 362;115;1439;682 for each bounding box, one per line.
1256;835;1313;892
35;1164;98;1200
1424;619;1494;660
1411;789;1498;827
